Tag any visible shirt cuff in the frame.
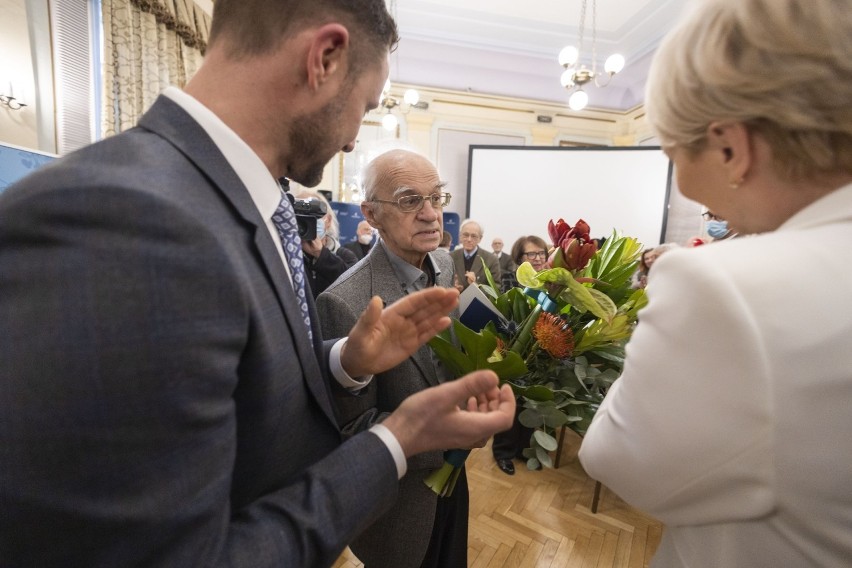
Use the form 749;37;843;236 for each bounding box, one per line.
369;423;407;479
329;338;373;390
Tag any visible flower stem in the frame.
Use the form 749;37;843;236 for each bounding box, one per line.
511;304;543;355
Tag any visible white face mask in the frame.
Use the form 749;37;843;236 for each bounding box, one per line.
358;233;373;245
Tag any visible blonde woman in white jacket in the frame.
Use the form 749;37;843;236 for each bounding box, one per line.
579;0;852;566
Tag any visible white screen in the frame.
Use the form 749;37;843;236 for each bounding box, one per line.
467;146;672;251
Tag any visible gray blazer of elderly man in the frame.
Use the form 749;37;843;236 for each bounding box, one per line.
318;243;458;567
317;148;466;567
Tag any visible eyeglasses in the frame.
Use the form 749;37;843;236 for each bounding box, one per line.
369;192;451;212
460;232;481;240
702;211;721;221
522;250;548;260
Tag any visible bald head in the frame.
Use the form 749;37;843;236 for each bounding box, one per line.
361;149;447;267
363;150;438;202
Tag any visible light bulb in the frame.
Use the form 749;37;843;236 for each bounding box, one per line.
560;69;576;88
605;54;625;74
403;89;419;105
568;89;588;111
558;45;579;67
381;112;398;131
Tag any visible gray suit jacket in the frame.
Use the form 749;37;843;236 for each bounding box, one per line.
0;96;397;567
451;247;501;290
317;244;455;568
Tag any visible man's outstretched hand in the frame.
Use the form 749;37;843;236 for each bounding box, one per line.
340;287;459;378
382;370;516;458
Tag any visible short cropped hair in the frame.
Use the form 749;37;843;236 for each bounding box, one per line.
362;149;435;204
646;0;852;180
209;0;399;73
459;219;483;238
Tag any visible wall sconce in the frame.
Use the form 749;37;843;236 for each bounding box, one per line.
0;83;27;111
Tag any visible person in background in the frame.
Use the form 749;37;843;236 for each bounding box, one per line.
292;188;358;296
491;237;516;280
438;230;452;251
493;234;549;475
343;219;376;260
500;235;548;293
703;210;737;241
579;0;852;565
0;1;517;566
450;219;500;290
318;150;465;568
631;247;657;289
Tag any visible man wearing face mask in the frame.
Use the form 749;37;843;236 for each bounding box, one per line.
293;188;359;297
703;210;738;241
343;219;377;260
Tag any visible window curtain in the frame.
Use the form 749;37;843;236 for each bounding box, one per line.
101;0;211;136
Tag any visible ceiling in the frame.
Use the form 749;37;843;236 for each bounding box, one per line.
389;0;689;112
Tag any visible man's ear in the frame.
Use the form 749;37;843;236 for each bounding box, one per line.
361;203;381;231
706;121;752;184
305;23;350;91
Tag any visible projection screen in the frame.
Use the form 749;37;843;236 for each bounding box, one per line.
466;146;672;251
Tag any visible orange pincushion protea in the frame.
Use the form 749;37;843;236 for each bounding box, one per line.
532;313;574;359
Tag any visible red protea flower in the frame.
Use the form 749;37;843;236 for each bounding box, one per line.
532;313;575;359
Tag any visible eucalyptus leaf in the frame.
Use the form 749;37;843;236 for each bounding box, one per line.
535;446;553;468
533;429;559;451
518;407;543;429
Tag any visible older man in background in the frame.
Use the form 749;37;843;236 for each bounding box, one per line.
451;219;500;290
318;149;469;568
343;219;376;259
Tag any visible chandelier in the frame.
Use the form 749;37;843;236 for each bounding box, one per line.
380;0;419;130
379;79;420;131
558;0;625;111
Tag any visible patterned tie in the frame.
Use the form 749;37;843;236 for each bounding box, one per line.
271;191;313;341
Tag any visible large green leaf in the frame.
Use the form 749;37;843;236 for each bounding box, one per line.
558;278;617;322
428;320;529;382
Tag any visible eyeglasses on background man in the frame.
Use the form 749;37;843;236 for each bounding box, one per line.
369;192;451;213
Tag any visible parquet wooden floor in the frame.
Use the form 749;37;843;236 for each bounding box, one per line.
333;431;662;568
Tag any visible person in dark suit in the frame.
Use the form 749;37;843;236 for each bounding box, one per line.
0;2;516;566
343;219;376;259
491;237;516;275
490;237;516;292
318;150;465;568
450;219;501;290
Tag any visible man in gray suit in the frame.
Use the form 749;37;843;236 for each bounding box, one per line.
318;150;464;568
451;219;501;290
0;2;515;566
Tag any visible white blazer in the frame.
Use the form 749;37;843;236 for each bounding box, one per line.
579;183;852;567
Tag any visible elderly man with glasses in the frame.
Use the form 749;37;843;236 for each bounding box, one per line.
317;149;471;568
450;219;501;291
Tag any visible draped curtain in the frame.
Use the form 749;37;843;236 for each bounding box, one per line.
101;0;211;136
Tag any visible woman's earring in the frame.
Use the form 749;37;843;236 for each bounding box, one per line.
728;177;744;189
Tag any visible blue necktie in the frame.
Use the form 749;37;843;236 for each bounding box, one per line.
271;192;313;341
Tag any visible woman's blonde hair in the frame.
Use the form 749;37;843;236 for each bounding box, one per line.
646;0;852;180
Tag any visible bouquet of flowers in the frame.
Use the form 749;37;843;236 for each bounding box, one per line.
425;218;647;496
